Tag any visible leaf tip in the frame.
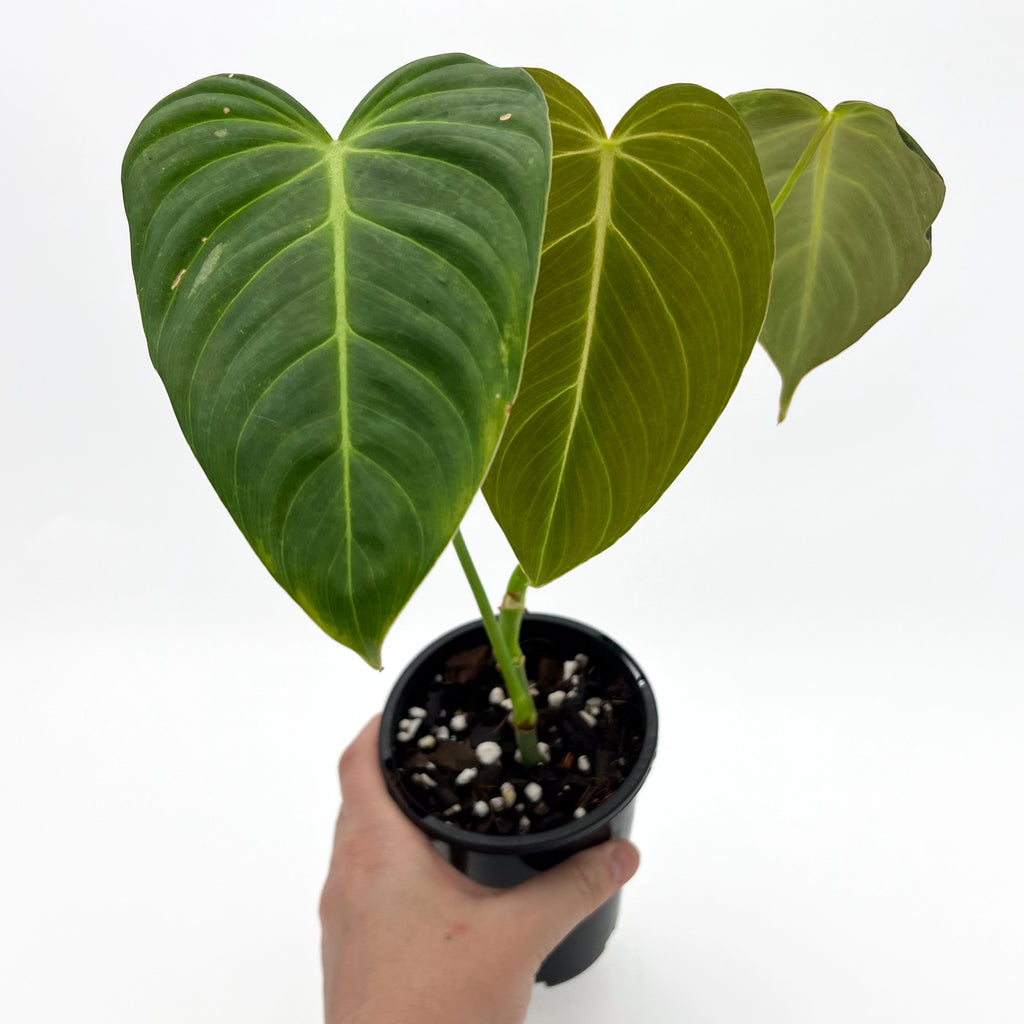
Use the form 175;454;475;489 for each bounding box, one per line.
350;633;384;671
777;378;798;423
351;635;384;671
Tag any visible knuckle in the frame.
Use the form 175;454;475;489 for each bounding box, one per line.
337;743;359;782
319;864;353;922
318;879;336;922
318;859;369;923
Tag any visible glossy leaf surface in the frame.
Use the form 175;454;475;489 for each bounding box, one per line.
484;71;774;585
123;55;550;666
728;89;945;420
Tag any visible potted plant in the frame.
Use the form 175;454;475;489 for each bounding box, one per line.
122;52;944;983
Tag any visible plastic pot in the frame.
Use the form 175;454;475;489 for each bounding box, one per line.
379;612;658;985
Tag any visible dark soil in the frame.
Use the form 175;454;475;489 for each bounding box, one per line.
386;631;646;835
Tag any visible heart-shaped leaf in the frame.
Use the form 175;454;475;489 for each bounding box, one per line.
728;89;945;420
123;54;551;666
483;70;774;586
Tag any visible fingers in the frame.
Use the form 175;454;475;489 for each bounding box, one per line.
503;840;640;958
333;714;428;842
336;714;386;805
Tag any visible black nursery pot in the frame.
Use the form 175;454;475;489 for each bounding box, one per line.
379;613;658;985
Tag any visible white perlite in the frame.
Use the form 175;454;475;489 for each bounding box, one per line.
449;713;468;733
577;755;591;773
396;718;422;742
454;767;478;787
443;803;461;817
489;796;505;812
411;773;437;789
407;706;427;719
578;710;597;728
500;698;513;711
474;741;502;766
417;735;437;751
546;690;566;708
562;660;578;680
519;816;531;833
488;687;505;705
500;782;517;807
434;725;450;741
524;781;543;803
473;801;489;818
573;806;587;819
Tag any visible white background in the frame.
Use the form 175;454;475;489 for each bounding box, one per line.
2;1;1021;1021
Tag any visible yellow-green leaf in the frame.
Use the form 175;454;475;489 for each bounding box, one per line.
484;70;774;585
728;89;945;420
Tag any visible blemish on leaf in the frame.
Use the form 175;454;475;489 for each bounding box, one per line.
505;402;513;415
499;113;512;121
170;268;186;290
214;128;228;138
189;243;223;292
223;106;230;114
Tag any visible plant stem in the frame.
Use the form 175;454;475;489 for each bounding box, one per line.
499;564;529;659
452;531;541;767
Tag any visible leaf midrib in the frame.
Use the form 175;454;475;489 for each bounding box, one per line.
770;111;836;216
325;141;356;634
793;116;838;359
535;143;616;573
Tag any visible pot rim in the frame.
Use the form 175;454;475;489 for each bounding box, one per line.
379;612;658;855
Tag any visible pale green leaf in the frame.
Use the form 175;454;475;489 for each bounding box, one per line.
484;70;774;585
123;54;551;666
728;89;945;420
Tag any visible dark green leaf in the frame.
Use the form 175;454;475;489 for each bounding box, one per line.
123;54;551;666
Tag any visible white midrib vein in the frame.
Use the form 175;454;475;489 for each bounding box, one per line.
325;142;354;608
768;111;838;387
536;143;616;572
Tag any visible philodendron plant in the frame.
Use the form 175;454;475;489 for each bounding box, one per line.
123;53;944;768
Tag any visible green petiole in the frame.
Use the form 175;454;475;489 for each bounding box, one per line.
452;531;541;768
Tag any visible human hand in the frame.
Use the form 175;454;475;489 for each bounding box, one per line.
320;715;640;1024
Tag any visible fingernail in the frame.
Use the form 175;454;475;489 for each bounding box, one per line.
610;842;638;885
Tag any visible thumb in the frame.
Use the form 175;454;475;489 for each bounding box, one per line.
504;840;640;958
